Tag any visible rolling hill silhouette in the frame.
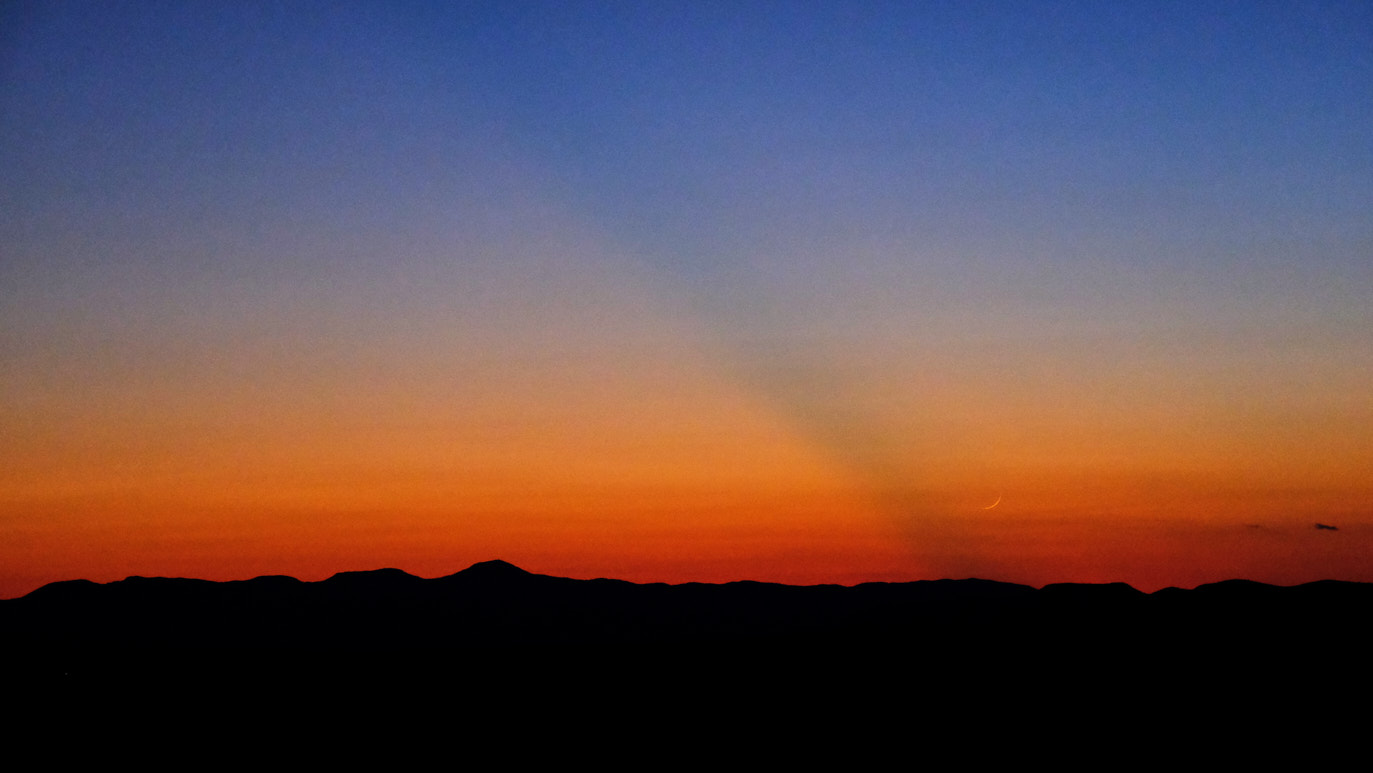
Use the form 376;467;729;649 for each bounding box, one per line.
5;560;1368;647
4;561;1369;696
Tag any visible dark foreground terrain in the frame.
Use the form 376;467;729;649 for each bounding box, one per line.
12;560;1364;752
5;560;1368;667
5;558;1370;728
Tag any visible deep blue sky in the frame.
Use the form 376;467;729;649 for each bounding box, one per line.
6;2;1370;276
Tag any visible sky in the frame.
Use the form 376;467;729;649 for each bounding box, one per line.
2;1;1370;597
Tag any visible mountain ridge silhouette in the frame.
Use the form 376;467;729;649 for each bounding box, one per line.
5;559;1367;643
5;559;1369;697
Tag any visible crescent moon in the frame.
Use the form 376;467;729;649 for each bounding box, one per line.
981;495;1002;510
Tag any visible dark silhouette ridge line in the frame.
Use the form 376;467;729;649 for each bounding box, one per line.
3;555;1367;696
9;557;1367;600
4;558;1369;657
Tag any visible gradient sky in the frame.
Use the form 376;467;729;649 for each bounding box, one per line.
3;1;1371;598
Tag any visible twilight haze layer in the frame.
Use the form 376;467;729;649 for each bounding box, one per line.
2;2;1370;598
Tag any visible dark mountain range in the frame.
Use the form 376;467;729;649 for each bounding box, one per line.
5;561;1370;696
5;560;1368;649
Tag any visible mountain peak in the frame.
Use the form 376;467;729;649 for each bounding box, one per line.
461;559;530;576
